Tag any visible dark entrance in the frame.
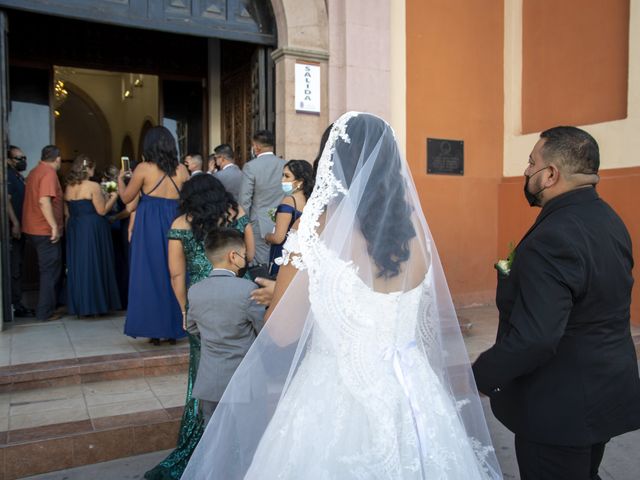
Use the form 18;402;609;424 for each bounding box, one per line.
0;1;277;328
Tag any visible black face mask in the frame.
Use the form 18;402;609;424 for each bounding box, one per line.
523;166;548;207
237;265;248;279
233;253;248;278
12;156;27;172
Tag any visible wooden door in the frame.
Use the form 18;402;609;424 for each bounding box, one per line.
221;65;252;167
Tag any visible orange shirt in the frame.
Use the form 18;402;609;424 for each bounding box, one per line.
22;162;64;236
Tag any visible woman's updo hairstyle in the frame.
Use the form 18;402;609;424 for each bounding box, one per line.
66;154;95;186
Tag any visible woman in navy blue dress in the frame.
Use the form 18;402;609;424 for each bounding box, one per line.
265;160;314;277
64;155;121;316
118;126;190;345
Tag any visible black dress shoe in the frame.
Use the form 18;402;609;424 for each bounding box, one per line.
13;305;35;317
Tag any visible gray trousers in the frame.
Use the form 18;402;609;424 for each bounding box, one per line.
252;221;270;265
200;399;218;426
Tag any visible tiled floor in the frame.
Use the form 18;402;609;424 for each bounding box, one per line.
0;374;187;433
0;314;188;367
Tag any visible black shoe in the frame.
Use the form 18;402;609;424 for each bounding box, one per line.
14;305;35;317
168;338;177;345
150;338;161;346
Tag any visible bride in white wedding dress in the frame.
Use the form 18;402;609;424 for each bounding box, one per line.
181;112;502;479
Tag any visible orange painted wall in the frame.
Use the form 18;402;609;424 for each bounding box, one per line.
498;167;640;325
522;0;629;133
406;0;504;305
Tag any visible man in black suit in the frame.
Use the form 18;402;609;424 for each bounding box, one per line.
473;126;640;479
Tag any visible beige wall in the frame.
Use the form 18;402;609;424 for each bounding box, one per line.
328;0;391;123
271;0;394;162
270;0;329;161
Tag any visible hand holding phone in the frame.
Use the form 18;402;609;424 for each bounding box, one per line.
121;156;131;175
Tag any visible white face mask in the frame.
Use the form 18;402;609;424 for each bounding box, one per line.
282;182;294;194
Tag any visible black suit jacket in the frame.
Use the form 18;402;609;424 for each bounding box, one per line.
473;187;640;446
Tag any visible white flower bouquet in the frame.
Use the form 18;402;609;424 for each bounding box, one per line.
101;181;118;194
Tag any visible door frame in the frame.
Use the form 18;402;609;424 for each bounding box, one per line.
0;11;10;328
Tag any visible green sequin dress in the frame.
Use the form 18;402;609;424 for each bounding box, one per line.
144;215;250;480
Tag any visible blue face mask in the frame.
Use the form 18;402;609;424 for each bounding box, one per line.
282;182;294;194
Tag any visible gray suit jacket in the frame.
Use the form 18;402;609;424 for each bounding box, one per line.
188;269;265;402
214;164;242;201
238;153;285;239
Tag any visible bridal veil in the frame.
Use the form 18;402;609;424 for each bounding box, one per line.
181;112;502;479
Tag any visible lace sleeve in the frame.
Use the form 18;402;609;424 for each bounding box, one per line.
275;230;307;271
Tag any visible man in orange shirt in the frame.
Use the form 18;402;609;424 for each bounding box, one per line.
22;145;64;321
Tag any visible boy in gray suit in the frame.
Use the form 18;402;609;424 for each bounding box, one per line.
187;228;265;424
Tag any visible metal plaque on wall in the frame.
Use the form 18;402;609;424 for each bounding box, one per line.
427;138;464;175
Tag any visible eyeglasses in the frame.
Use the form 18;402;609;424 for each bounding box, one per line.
232;251;247;264
11;155;26;161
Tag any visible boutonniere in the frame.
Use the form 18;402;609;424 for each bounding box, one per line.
495;242;515;278
267;207;277;223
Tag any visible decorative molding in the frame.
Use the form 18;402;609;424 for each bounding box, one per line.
271;46;329;63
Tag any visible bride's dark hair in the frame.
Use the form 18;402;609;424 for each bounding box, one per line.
335;114;416;278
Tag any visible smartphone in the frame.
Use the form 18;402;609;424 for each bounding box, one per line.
121;156;131;173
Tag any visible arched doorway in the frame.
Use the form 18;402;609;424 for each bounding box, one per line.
54;81;112;177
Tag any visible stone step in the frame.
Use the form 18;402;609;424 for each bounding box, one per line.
0;348;189;394
0;351;189;479
1;403;183;480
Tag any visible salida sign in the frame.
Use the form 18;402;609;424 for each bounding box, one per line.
295;62;320;113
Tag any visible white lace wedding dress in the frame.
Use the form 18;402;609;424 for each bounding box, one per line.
244;232;491;479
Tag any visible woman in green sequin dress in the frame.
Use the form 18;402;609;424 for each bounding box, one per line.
144;175;254;480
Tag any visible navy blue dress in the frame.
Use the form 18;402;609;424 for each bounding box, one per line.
124;176;185;340
66;200;121;316
268;201;303;277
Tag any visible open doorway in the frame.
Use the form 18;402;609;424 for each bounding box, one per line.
2;7;275;331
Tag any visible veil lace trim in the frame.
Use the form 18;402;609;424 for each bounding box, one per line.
280;112;357;270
